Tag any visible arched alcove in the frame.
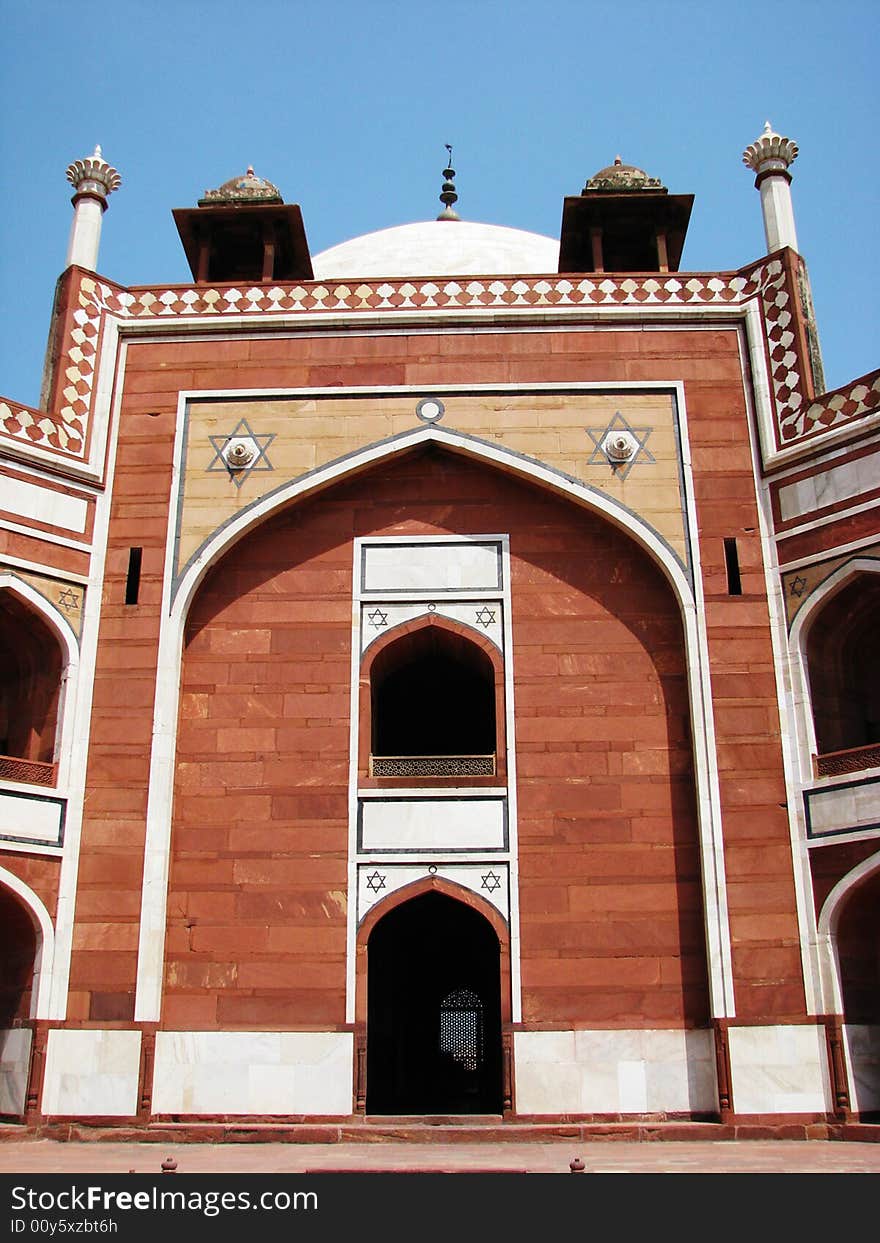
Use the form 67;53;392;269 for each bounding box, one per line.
371;624;496;757
836;869;880;1026
0;884;37;1029
363;618;502;779
806;574;880;773
0;587;64;784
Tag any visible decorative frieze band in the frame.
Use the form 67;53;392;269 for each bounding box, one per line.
2;261;876;464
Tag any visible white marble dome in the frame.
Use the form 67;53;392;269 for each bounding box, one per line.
311;220;559;279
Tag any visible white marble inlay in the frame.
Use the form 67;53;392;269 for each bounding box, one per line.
0;1027;32;1115
727;1024;830;1114
361;601;502;653
0;792;63;846
362;541;501;593
151;1031;353;1116
1;477;88;533
358;862;509;922
513;1029;717;1115
843;1024;880;1113
360;797;505;852
779;453;879;521
807;778;880;835
42;1030;141;1117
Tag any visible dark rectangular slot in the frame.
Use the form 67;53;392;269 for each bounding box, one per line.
724;537;742;596
125;547;143;605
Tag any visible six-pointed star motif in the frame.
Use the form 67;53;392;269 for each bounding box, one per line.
58;588;80;612
475;606;497;628
585;411;655;480
207;418;276;488
365;871;387;894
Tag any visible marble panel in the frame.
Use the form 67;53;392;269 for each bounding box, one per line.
1;477;88;533
843;1024;880;1113
0;791;64;847
728;1024;830;1114
0;1027;32;1116
42;1030;141;1117
360;797;506;852
152;1031;353;1116
806;779;880;836
514;1028;717;1115
362;541;502;593
779;453;879;521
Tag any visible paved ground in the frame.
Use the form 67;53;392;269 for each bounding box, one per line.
1;1137;879;1174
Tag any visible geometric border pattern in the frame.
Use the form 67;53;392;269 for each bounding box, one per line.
1;260;877;463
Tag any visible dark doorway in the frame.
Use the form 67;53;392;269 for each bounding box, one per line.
0;590;63;766
807;576;880;756
0;885;36;1029
366;891;503;1115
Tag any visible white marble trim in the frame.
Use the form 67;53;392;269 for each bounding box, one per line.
49;335;127;1020
738;328;825;1014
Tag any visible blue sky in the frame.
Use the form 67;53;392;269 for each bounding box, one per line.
1;0;877;406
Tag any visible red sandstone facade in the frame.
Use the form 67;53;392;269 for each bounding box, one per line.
0;141;877;1136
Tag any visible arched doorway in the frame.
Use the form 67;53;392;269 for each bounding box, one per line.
0;587;63;785
366;891;502;1115
0;884;38;1118
835;867;880;1120
806;573;880;772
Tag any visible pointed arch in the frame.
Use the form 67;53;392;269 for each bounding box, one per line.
355;876;511;1023
0;573;80;786
359;612;505;781
136;423;736;1025
789;558;880;779
0;865;56;1019
357;879;509;1114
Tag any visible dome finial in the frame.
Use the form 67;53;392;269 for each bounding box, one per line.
437;143;460;221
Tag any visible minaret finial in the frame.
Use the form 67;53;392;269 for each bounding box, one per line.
64;145;122;270
742;121;800;253
437;144;460;221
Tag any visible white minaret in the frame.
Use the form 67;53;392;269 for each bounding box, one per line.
64;146;121;270
742;121;799;254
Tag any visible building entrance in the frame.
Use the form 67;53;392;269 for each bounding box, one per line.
366;891;502;1115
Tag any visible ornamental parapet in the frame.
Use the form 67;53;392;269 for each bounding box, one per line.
1;260;876;466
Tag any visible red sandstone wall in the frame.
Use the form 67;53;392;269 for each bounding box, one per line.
65;324;806;1026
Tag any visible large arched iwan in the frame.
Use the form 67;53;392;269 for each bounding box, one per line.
355;877;511;1115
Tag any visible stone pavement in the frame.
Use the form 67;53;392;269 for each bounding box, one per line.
1;1138;879;1174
